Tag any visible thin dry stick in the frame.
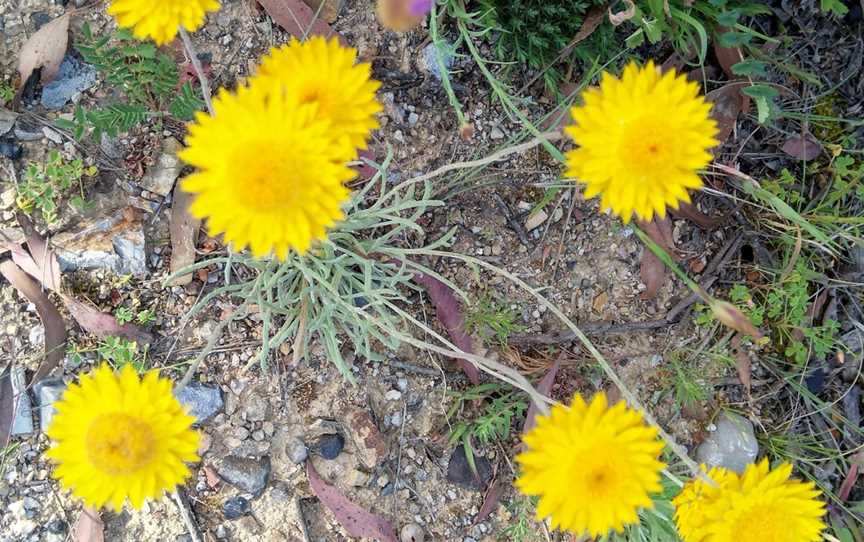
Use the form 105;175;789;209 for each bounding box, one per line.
403;132;563;187
178;27;214;116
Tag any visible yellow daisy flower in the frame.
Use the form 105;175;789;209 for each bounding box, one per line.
674;460;827;542
254;37;382;156
107;0;221;46
46;363;200;511
180;82;355;257
565;61;719;223
516;392;666;537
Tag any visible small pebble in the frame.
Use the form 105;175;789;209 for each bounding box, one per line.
400;523;425;542
317;433;345;460
385;389;402;401
222;496;251;520
287;437;308;463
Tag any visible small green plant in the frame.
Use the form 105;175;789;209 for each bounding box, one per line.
56;23;203;141
68;337;148;373
464;296;524;345
16;150;96;223
669;357;710;411
474;0;615;90
501;496;540;541
448;382;528;474
0;82;14;105
136;309;156;325
115;307;135;325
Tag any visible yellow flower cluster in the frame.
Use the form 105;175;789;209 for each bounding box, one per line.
180;37;381;258
47;364;200;510
107;0;221;45
564;61;718;224
517;392;827;541
674;460;826;542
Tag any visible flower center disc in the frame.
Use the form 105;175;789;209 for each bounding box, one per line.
229;145;306;212
86;413;155;475
622;116;671;173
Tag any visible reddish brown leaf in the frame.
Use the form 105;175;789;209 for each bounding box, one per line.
353;148;378;180
256;0;339;41
838;451;864;502
472;476;504;525
73;507;104;542
713;27;741;79
782;135;822;161
671;201;726;230
522;356;561;438
307;461;399;542
638;217;676;300
12;212;61;292
0;371;13;447
18;13;70;86
0;260;67;385
706;82;750;148
731;333;751;395
61;295;154;344
572;4;607;44
168;184;201;287
640;249;666;300
411;271;480;384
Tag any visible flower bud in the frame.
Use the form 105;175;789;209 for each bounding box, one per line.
710;300;762;338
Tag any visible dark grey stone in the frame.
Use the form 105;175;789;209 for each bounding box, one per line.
445;446;492;491
222;496;251;520
316;433;345;460
216;455;271;496
176;383;224;424
41;55;97;110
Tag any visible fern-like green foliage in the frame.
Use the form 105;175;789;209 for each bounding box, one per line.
478;0;612;89
59;23;204;141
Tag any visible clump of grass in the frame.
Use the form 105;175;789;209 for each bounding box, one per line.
475;0;615;90
447;382;528;474
464;295;524;345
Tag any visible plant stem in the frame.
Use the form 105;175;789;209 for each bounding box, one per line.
178;27;214;116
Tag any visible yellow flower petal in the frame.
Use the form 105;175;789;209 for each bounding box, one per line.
564;60;719;223
46;363;200;511
253;37;382;158
673;459;827;542
516;392;666;537
107;0;220;45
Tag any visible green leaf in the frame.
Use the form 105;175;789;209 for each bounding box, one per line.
821;0;849;16
741;84;779;99
718;31;752;47
731;59;768;77
715;10;741;26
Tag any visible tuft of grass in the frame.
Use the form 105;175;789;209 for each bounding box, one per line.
464;296;524;345
447;382;528;475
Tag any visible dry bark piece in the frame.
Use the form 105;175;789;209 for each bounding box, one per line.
168;183;201;286
18;13;70;86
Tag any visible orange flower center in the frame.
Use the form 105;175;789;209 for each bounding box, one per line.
86;413;155;475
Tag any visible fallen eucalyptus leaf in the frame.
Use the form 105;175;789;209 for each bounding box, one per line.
18;13;70;85
307;460;399;542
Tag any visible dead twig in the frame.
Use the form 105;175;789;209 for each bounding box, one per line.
178;28;214;116
172;488;204;542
